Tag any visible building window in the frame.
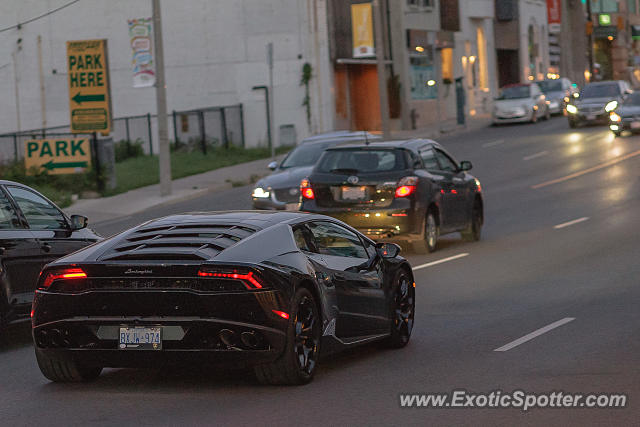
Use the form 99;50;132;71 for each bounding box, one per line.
628;0;637;13
410;54;436;100
441;48;453;82
407;0;434;8
590;0;619;12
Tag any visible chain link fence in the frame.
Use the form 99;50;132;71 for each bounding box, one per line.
0;104;244;164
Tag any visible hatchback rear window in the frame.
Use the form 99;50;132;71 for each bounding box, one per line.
581;84;620;99
316;149;406;173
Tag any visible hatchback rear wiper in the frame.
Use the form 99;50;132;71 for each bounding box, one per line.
330;168;359;174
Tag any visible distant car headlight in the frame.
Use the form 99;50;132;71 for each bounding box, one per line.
604;100;618;112
609;112;621;122
566;104;578;114
252;187;270;198
573;92;579;98
564;96;570;103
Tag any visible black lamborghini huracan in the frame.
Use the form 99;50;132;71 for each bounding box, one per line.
32;211;415;385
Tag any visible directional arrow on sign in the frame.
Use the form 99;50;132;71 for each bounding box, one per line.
42;160;89;170
72;92;105;105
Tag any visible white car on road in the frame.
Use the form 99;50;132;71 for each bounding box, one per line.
493;83;550;125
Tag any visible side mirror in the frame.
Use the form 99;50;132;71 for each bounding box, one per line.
69;214;88;231
459;160;473;171
267;161;278;171
375;242;401;258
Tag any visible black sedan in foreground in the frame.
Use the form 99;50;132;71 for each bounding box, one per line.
609;92;640;136
32;211;415;385
251;131;380;210
0;180;100;333
299;139;483;253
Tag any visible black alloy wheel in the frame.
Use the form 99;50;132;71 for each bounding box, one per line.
385;269;415;348
294;295;320;376
413;211;438;254
254;288;321;385
461;200;482;242
531;110;538;123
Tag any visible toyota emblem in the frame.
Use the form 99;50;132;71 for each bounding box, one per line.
347;176;359;185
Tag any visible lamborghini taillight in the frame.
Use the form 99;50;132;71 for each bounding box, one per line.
197;268;264;289
40;267;87;289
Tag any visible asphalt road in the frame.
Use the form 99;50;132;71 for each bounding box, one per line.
2;116;639;426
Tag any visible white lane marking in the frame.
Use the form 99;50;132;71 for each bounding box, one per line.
494;317;575;352
531;148;640;189
553;217;589;229
412;253;469;271
523;150;549;161
482;139;505;148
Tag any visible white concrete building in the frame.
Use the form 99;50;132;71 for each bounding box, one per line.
449;0;499;118
494;0;550;86
0;0;334;153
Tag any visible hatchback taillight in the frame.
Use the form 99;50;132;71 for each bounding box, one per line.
395;176;418;198
300;178;315;200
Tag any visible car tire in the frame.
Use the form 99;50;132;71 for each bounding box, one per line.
569;119;577;128
531;110;538;123
383;268;415;348
254;287;321;385
461;199;483;242
612;131;621;137
545;107;551;120
412;210;439;254
35;348;102;382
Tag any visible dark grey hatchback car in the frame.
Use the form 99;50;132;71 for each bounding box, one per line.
0;180;101;331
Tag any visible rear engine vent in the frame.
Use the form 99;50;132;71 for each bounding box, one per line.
99;223;258;262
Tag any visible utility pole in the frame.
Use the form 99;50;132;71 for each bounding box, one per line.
266;42;275;158
11;50;21;133
372;0;391;139
152;0;171;196
37;35;47;129
585;0;594;81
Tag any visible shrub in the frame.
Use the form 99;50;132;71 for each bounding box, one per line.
114;139;145;162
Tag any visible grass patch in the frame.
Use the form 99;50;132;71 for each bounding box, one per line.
1;145;292;206
0;161;97;208
107;145;291;195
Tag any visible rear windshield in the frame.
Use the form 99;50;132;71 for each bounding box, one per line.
498;86;530;100
280;142;334;169
536;80;562;93
316;149;406;173
581;84;620;99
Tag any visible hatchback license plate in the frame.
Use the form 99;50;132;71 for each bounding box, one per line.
119;327;162;350
586;114;596;121
342;186;366;200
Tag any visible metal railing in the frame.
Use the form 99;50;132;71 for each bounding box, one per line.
0;104;244;164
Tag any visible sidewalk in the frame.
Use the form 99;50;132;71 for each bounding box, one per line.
68;114;493;224
68;154;285;223
391;113;492;140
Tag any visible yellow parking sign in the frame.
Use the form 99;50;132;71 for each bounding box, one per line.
67;39;112;134
24;138;92;175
